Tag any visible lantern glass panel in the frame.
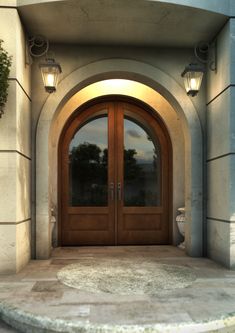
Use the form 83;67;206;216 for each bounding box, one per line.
183;71;204;96
40;62;61;92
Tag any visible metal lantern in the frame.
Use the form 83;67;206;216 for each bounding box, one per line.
39;58;62;93
181;63;205;97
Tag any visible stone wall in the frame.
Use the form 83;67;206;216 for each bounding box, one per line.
207;18;235;268
0;7;31;273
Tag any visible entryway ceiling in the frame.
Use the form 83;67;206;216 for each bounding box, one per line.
18;0;227;47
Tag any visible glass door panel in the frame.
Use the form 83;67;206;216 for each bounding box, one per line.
69;115;108;206
124;116;161;206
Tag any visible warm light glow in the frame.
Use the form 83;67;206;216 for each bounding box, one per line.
190;78;197;91
92;79;151;98
101;79;133;91
59;79;174;119
46;73;55;87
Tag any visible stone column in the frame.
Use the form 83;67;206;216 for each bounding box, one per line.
207;18;235;268
0;6;31;273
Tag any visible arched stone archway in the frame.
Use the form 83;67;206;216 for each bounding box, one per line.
36;59;203;259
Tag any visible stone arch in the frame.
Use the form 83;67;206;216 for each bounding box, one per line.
36;59;203;258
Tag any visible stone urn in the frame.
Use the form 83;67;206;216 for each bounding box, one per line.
176;207;186;250
50;208;57;248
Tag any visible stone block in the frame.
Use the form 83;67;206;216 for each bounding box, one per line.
0;153;17;222
0;81;31;157
0;9;17;78
16;220;31;272
0;224;16;274
231;1;235;15
0;152;30;222
207;155;235;222
0;0;16;5
0;8;30;95
207;219;230;267
16;83;31;157
207;19;235;103
0;221;31;274
207;87;235;159
208;219;235;269
0;82;16;151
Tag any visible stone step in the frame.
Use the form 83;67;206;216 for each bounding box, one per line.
1;301;235;333
0;320;19;333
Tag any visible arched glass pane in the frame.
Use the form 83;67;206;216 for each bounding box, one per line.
69;116;108;206
124;117;161;206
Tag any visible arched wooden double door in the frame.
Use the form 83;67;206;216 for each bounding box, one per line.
60;100;171;246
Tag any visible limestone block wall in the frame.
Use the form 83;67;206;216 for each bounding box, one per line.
0;7;31;273
207;18;235;268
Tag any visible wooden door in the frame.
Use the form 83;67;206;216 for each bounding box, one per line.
116;102;170;244
60;100;171;246
60;102;115;245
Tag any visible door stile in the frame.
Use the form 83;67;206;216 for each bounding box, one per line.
108;103;116;243
116;103;124;244
113;102;118;245
61;136;69;244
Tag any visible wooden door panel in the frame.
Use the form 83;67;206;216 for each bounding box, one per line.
118;230;169;245
62;230;114;246
122;207;163;214
68;214;109;231
68;207;109;214
123;214;162;230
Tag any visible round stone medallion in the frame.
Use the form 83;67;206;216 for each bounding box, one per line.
57;258;197;295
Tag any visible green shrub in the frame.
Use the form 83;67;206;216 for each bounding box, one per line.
0;40;12;117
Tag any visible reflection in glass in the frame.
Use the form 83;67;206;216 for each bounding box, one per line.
124;117;161;206
69;116;108;206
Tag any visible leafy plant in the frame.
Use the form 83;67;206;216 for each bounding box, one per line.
0;40;12;118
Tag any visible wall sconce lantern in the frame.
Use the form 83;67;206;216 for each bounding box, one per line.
181;42;216;97
181;63;205;97
28;36;62;93
39;58;62;93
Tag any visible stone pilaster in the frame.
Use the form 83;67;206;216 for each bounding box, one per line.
207;19;235;268
0;7;31;273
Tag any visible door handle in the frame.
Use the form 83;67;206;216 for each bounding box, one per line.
110;182;114;201
117;182;122;201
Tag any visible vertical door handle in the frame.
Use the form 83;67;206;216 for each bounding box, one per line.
110;182;114;201
118;182;122;201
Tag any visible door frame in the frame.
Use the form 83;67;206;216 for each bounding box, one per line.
58;95;173;246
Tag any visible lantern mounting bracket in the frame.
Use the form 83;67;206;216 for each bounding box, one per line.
194;41;217;72
28;35;49;59
27;35;62;94
181;41;217;97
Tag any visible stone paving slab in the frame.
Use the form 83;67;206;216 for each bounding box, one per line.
1;246;235;332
